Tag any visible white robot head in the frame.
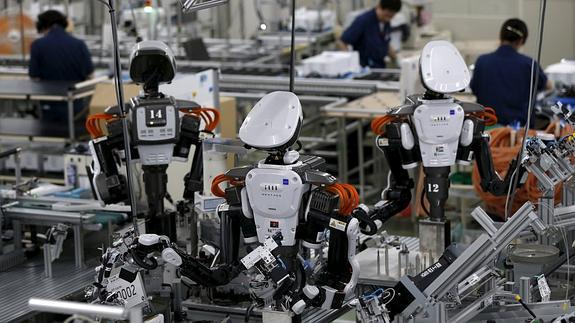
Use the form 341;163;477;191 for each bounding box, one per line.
129;41;177;88
420;41;470;94
239;91;303;152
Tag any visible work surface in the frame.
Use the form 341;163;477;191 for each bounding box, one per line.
0;118;88;138
0;79;77;98
323;91;478;118
0;258;97;322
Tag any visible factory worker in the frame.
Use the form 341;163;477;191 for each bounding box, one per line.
338;0;402;69
29;10;94;123
470;18;552;127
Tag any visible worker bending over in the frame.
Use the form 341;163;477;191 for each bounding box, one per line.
470;18;552;127
338;0;402;69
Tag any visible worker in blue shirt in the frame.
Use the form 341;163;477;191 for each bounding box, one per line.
29;10;94;123
338;0;402;69
470;18;552;127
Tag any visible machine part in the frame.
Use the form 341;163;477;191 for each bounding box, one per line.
45;223;70;261
388;202;546;321
418;218;450;261
182;0;229;12
509;244;560;287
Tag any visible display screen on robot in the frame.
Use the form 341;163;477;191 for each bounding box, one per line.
145;106;168;127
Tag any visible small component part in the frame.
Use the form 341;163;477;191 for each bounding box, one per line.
162;248;183;266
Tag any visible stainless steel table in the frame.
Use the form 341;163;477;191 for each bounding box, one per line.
0;77;106;140
4;207;95;269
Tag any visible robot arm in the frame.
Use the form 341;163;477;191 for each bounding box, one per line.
356;122;415;236
172;105;203;200
291;187;362;313
458;114;522;196
89;118;129;205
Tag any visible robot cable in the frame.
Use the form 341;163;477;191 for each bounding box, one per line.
95;0;141;233
289;0;296;93
505;0;548;219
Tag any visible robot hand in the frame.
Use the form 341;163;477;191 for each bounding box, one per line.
240;232;290;285
354;289;393;323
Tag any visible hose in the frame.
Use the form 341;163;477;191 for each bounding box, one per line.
130;248;158;270
211;174;244;198
180;107;221;132
85;113;117;139
325;183;359;216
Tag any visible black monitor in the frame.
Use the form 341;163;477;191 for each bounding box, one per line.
183;38;210;61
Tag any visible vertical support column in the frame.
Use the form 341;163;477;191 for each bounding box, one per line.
13;220;22;252
538;192;554;245
357;121;365;199
337;118;348;183
73;223;84;269
519;276;531;303
14;150;22;185
67;91;75;140
563;178;575;207
43;244;53;278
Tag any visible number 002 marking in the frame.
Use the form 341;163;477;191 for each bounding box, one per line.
119;285;137;300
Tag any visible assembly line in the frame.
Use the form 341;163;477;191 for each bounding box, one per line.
1;0;575;322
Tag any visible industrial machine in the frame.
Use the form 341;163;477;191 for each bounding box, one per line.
367;40;518;259
88;40;218;240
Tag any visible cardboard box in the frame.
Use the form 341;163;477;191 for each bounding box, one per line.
89;82;141;115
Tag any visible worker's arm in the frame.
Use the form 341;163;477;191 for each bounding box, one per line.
339;16;364;52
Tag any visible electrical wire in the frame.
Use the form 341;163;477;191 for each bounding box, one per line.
370;115;397;136
211;174;244;197
289;0;296;92
505;0;548;219
94;0;140;234
325;183;359;215
180;107;221;132
471;123;571;218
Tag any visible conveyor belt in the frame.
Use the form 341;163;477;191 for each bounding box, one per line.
0;258;97;322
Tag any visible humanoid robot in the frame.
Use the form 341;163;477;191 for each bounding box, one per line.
87;40;219;240
364;40;517;258
211;91;366;313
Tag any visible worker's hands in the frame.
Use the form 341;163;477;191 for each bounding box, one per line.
387;47;398;68
337;40;351;51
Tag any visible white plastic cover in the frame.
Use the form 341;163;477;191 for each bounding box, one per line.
420;40;470;94
239;91;303;149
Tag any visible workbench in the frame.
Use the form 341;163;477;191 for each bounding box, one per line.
0;78;105;140
4;206;95;269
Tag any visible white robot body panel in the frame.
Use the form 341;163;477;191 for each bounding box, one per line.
245;167;308;246
134;105;178;165
239;91;303;150
413;102;465;167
